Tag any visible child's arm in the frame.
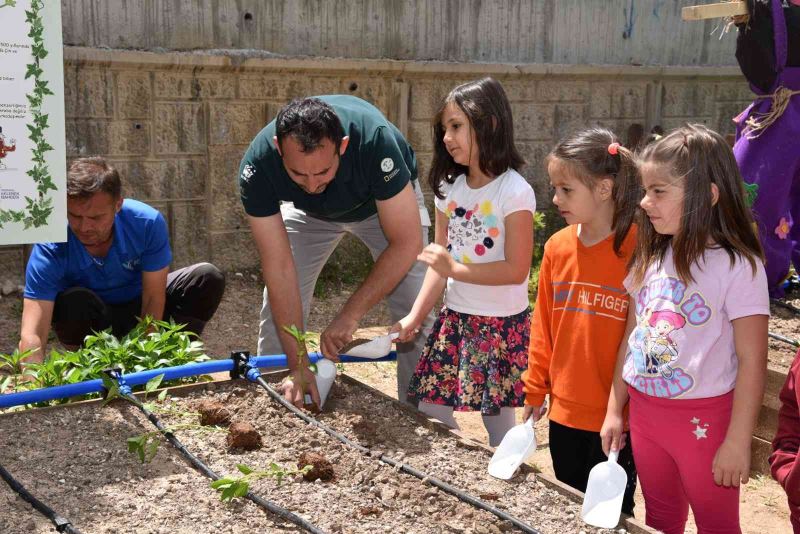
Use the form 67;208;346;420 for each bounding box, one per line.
769;352;800;503
418;210;534;286
522;247;552;422
391;208;448;342
601;297;636;456
712;313;768;487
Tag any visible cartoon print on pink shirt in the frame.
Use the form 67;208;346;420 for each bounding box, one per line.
625;276;713;398
645;310;685;379
444;200;500;263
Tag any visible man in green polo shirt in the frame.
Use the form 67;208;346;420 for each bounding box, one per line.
239;95;432;408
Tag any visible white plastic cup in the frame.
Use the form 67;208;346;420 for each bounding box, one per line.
314;358;337;408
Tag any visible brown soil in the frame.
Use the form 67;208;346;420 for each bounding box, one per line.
0;275;796;533
766;299;800;372
0;378;607;534
226;421;262;450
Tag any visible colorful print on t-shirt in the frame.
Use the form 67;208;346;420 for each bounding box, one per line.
444;200;501;264
625;276;713;398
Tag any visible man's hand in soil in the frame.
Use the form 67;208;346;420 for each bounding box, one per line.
281;367;321;409
320;314;359;361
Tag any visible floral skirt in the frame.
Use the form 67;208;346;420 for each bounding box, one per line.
407;306;531;416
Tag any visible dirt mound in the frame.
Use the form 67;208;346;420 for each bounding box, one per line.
226;421;262;450
196;400;231;426
298;451;334;482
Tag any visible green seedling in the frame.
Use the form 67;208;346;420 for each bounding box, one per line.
0;348;37;393
110;374;225;464
125;419;226;464
281;325;320;406
211;463;313;502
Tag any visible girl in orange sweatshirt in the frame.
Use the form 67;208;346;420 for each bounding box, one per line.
522;127;640;514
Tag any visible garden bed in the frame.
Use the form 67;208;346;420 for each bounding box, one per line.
0;372;653;534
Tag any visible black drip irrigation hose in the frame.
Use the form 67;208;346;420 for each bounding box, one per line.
0;461;83;534
250;373;543;534
111;387;327;534
769;331;800;348
772;298;800;316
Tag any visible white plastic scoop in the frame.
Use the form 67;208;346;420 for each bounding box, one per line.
314;358;337;408
581;450;627;529
342;332;399;359
487;417;536;480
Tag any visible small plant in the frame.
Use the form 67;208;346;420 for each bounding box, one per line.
529;211;547;306
282;325;320;406
0;348;37;393
117;375;226;463
211;463;313;502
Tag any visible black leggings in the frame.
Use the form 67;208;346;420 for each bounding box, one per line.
52;263;225;345
549;419;638;516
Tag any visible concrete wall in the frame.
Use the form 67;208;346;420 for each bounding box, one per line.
61;0;739;67
0;47;752;289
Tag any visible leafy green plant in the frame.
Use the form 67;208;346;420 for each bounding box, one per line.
529;211;546;305
0;318;212;405
211;463;313;502
0;348;37;393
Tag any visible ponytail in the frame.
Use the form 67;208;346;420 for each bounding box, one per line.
610;144;639;255
549;127;640;256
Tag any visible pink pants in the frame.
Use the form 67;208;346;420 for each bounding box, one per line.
628;387;740;534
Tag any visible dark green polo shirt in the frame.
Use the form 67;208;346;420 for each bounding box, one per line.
238;95;417;222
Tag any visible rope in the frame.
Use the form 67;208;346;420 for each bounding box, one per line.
743;86;800;139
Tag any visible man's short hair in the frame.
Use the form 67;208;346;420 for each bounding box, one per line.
67;157;121;199
275;98;345;153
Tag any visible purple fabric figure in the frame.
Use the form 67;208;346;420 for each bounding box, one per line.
734;0;800;297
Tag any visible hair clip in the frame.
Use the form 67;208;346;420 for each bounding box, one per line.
607;142;620;156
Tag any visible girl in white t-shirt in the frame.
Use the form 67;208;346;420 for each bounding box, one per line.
601;124;769;533
391;78;536;446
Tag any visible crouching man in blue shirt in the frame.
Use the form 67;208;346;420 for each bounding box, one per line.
18;157;225;363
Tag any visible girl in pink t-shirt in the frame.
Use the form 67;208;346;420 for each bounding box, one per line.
601;124;769;534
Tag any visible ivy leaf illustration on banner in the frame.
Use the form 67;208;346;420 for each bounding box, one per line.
0;0;57;230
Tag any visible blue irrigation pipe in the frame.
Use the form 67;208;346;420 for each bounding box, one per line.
0;351;397;409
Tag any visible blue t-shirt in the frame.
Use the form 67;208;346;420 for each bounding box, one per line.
24;199;172;304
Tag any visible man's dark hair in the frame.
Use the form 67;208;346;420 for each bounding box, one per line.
275;98;346;153
67;157;121;199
